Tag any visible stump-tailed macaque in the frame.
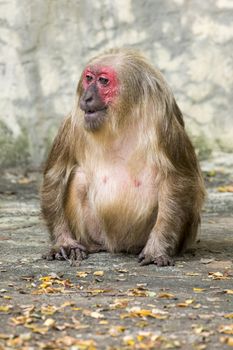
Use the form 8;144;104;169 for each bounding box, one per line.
41;48;205;266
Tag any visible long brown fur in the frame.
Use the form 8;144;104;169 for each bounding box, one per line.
41;48;205;266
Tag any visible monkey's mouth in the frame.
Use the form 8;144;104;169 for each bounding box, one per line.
84;108;107;131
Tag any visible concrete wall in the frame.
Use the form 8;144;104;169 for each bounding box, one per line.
0;0;233;167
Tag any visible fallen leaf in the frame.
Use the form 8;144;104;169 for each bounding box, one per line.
43;318;56;327
26;324;49;334
86;288;112;295
158;292;176;299
116;268;128;273
220;336;233;346
200;258;215;264
208;271;230;280
41;305;58;315
218;185;233;193
0;334;11;340
0;305;12;312
17;176;34;184
10;316;33;325
127;288;149;297
225;290;233;295
93;271;104;277
76;271;89;278
219;324;233;335
110;298;129;309
121;307;169;320
83;309;104;319
176;299;194;307
109;325;126;336
225;314;233;319
193;288;205;293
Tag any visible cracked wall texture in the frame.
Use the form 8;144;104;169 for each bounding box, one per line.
0;0;233;167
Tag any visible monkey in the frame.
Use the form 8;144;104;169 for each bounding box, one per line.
41;48;205;267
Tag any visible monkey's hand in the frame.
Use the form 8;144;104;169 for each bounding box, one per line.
138;245;174;267
43;241;87;264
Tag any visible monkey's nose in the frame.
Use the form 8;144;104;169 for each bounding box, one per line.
84;91;93;103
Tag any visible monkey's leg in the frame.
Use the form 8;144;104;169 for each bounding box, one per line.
64;167;105;256
42;167;90;263
138;184;198;267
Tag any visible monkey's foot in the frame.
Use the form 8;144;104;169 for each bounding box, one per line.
138;252;174;267
43;242;87;264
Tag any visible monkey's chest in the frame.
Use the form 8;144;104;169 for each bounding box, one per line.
88;165;157;229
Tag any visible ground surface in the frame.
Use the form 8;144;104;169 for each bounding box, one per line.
0;153;233;350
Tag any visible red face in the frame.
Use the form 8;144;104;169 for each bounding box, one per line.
82;65;118;105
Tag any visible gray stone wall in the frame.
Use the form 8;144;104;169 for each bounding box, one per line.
0;0;233;167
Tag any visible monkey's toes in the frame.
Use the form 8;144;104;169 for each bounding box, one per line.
42;243;88;263
138;252;153;266
154;255;175;267
138;252;174;267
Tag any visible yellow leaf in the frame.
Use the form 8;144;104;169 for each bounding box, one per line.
110;298;129;309
76;271;89;278
123;336;135;346
121;307;169;320
116;268;128;273
60;301;75;308
186;272;200;276
99;320;109;325
226;337;233;346
127;288;148;297
158;293;176;299
109;326;125;336
10;316;32;325
90;311;104;319
225;290;233;295
93;271;104;276
41;305;58;315
0;334;11;339
0;305;12;312
26;324;49;334
218;185;233;193
208;271;230;280
225;314;233;319
43;318;56;327
86;288;112;295
220;336;233;346
193;288;205;293
18;176;33;184
219;324;233;335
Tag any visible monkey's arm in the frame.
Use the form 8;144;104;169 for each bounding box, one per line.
41;115;86;261
139;174;202;266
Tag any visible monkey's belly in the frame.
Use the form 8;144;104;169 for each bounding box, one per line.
88;167;157;252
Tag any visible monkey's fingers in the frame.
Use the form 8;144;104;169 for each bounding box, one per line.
69;248;88;266
153;255;175;267
138;254;153;266
70;248;88;260
70;243;87;252
59;247;70;261
42;249;56;261
138;251;145;263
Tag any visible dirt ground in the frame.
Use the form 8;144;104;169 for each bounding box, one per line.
0;153;233;350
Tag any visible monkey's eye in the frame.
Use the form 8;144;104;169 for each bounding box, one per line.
86;75;93;83
98;77;109;86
